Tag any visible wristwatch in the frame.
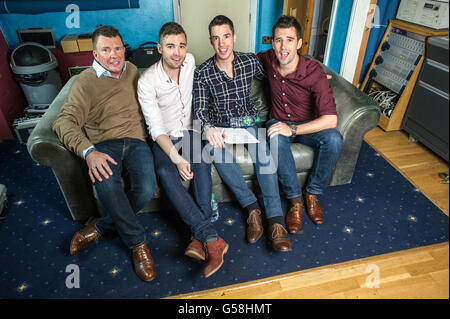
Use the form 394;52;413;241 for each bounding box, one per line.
289;124;297;137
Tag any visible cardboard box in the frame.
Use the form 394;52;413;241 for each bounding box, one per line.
77;34;93;52
61;34;79;53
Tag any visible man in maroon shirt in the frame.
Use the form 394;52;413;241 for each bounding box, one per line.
258;15;343;233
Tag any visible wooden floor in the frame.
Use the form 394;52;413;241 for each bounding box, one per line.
167;126;449;299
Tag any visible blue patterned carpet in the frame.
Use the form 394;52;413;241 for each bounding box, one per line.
0;139;448;299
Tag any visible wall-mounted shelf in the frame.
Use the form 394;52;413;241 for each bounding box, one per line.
361;20;448;131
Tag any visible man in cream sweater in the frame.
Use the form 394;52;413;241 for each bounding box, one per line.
53;25;157;282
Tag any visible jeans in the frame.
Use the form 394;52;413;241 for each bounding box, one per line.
152;130;217;243
266;119;343;196
93;138;157;249
205;124;284;219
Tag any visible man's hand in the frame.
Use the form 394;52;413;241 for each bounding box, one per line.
176;158;194;181
206;126;226;148
86;150;118;183
155;134;194;181
267;122;293;138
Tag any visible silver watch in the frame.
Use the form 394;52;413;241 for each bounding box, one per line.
289;124;297;137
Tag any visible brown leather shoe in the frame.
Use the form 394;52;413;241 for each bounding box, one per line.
70;217;100;255
247;209;263;243
203;237;229;278
286;201;303;233
132;242;156;282
268;223;291;252
184;238;206;261
304;193;323;224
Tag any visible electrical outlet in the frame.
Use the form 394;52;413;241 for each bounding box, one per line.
262;36;273;44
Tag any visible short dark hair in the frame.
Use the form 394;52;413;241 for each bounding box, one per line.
208;15;234;35
159;22;187;43
272;15;302;40
92;25;124;50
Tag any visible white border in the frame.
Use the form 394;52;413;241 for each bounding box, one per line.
323;0;339;66
340;0;372;81
173;0;181;23
248;0;257;52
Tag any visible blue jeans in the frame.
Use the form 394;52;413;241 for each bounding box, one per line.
266;119;343;196
93;138;157;249
205;124;284;219
152;130;217;243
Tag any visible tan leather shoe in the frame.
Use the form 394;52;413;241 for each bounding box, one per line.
247;209;263;243
304;193;323;224
286;201;303;233
70;217;100;255
132;242;156;282
184;238;206;261
268;223;291;252
203;237;229;278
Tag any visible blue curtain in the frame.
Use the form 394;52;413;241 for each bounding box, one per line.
358;0;400;84
0;0;140;14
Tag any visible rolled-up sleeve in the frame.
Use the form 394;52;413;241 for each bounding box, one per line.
310;63;337;116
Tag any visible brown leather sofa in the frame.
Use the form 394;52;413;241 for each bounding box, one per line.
27;62;380;221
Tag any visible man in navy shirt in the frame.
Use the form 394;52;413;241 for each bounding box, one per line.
258;15;343;233
193;15;291;252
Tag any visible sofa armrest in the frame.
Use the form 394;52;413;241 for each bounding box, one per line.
321;64;381;185
27;76;98;221
27;76;74;166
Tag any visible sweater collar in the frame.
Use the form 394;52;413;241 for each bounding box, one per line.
92;59;127;79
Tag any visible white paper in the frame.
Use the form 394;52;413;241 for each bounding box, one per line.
217;127;260;144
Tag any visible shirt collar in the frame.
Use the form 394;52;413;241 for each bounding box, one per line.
157;57;189;84
269;48;306;78
211;51;240;78
213;51;239;68
92;59;127;78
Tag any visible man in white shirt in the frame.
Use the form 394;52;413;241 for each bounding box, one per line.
138;22;228;279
